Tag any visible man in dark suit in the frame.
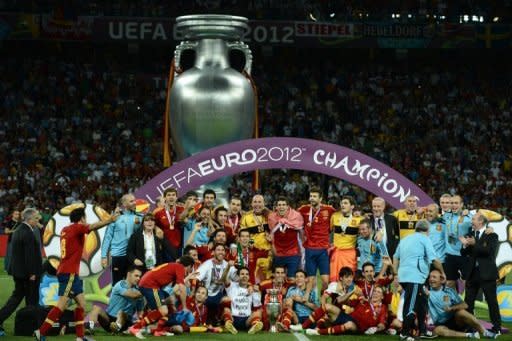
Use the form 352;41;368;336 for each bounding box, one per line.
0;208;43;336
460;212;501;336
370;197;400;258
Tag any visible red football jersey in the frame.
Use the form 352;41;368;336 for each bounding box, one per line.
196;245;214;262
58;223;89;274
259;279;291;305
350;301;388;331
154;205;185;249
226;246;268;284
222;222;237;245
356;278;393;304
297;204;335;249
226;213;241;235
186;296;208;326
139;262;185;289
273;227;300;257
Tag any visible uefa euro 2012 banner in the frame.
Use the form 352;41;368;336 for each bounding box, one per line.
41;138;512;319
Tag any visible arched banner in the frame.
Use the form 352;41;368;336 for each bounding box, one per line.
135;137;434;209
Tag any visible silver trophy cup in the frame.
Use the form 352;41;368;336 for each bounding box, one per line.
266;288;282;333
169;15;256;200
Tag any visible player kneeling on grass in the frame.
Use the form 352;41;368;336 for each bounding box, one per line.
159;285;222;335
427;269;496;339
222;267;264;334
302;285;388;336
86;266;144;335
128;255;196;339
35;207;119;341
291;266;359;333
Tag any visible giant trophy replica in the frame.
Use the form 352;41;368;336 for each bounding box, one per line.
169;15;256;200
265;288;282;333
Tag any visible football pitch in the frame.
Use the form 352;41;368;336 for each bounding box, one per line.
0;258;510;341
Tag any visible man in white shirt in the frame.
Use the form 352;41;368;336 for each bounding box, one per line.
222;267;263;334
196;243;237;324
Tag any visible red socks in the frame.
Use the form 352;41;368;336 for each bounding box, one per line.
280;309;293;328
145;310;164;326
319;324;346;335
250;317;262;325
132;309;164;329
223;310;233;323
302;307;326;329
40;306;63;336
74;307;85;337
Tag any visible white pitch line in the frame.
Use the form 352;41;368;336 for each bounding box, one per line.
293;332;311;341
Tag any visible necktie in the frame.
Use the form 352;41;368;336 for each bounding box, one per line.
377;218;383;231
475;230;480;241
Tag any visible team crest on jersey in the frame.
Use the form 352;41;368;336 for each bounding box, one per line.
436;224;442;231
443;295;450;302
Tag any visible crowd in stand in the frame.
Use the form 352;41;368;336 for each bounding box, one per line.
1;0;512;22
0;45;511;228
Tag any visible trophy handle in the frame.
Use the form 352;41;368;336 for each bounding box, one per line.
227;41;252;75
174;41;198;74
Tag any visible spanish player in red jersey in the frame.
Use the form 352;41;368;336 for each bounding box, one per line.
258;265;292;330
226;229;268;284
35;207;119;341
153;188;185;250
267;196;304;281
297;187;336;292
128;255;196;339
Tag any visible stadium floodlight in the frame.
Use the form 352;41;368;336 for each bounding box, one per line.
463;15;469;22
309;13;317;21
493;17;500;22
479;16;484;22
472;15;478;22
408;14;412;18
329;13;335;18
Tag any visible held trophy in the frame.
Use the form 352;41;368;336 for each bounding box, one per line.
169;15;256;200
265;288;282;333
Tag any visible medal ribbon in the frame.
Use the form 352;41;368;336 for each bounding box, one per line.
308;206;321;226
229;214;239;233
364;282;374;300
195;304;205;325
254;213;264;231
164;206;176;228
369;301;380;318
